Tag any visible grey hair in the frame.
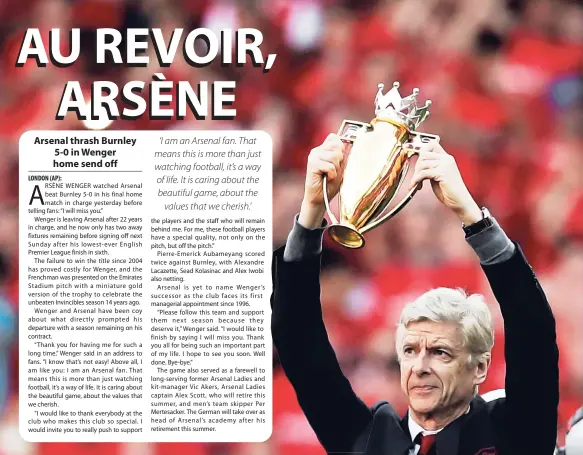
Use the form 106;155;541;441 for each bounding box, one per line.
395;287;494;367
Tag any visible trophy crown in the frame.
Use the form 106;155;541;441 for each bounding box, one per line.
374;81;432;130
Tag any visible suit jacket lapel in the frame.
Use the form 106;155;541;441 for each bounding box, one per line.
435;397;486;454
400;410;411;439
365;403;413;455
435;411;463;455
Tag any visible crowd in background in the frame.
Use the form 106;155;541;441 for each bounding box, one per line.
0;0;582;453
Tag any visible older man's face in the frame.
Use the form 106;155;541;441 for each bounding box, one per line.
399;320;483;418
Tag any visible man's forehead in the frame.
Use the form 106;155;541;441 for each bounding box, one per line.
403;332;456;345
402;321;463;347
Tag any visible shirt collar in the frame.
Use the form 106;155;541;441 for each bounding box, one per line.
408;414;442;443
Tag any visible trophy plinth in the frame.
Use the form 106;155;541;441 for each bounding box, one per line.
323;82;440;249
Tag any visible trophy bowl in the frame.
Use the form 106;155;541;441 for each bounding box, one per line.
323;82;440;249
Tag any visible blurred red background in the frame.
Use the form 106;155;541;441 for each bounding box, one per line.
0;0;581;454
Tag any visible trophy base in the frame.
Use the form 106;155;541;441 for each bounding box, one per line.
327;224;365;249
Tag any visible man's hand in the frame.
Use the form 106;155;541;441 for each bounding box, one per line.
408;142;482;225
299;133;348;229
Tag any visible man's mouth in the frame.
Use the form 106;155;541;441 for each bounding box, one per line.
410;385;437;393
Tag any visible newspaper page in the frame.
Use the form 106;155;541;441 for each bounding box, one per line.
19;130;273;442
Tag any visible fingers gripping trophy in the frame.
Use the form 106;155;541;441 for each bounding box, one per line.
323;82;440;249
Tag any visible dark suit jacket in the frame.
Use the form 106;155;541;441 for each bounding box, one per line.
270;242;559;455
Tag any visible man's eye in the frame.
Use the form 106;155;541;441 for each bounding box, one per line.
434;349;448;357
404;347;414;355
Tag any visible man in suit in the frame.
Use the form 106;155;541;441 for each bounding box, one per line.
271;134;560;455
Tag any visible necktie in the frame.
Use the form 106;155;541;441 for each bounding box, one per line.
418;433;436;455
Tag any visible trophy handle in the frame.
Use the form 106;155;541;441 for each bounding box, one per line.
322;175;339;225
338;120;372;143
360;132;440;234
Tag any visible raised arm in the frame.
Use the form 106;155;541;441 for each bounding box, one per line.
272;219;372;453
407;141;559;454
271;134;373;453
481;241;559;454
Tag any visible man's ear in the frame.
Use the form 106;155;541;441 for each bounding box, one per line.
473;353;491;385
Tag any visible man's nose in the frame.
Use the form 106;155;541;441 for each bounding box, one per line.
411;351;431;375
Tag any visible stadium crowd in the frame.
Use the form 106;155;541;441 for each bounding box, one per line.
0;0;582;453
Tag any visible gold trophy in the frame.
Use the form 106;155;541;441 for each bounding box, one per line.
324;82;440;249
